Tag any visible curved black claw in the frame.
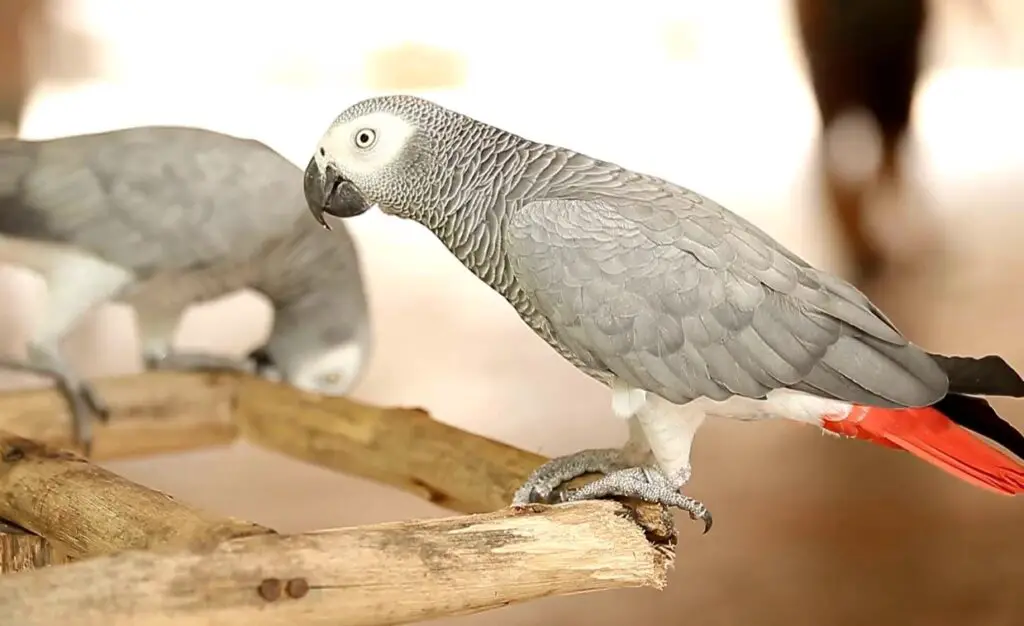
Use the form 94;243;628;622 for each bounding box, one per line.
248;347;274;375
697;509;713;534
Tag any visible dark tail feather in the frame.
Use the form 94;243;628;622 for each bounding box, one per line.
929;353;1024;397
933;393;1024;461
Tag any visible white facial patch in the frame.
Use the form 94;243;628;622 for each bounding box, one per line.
316;111;416;178
288;342;366;397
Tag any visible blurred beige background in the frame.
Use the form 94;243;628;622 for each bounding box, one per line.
2;1;1024;624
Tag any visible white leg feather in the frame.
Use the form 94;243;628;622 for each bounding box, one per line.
0;235;135;453
634;393;705;484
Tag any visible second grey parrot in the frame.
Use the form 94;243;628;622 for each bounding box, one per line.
0;126;371;453
304;95;1024;530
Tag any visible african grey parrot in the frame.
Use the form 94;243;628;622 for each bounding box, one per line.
0;125;371;454
303;95;1024;530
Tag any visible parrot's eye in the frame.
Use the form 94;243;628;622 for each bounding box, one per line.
318;372;342;386
353;129;377;149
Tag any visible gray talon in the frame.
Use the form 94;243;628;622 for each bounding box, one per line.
53;378;107;457
78;381;110;420
145;350;255;374
560;465;712;532
511;448;630;506
512;450;712;531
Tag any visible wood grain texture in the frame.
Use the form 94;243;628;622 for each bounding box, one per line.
0;520;69;573
0;371;238;461
0;371;679;625
234;376;545;514
0;501;674;626
0;371;629;516
0;432;273;559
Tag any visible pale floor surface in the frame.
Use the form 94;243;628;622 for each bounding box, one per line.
2;4;1024;624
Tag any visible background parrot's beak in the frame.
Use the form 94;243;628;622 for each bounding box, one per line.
303;157;371;229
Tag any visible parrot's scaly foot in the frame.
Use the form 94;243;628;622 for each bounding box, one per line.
76;380;110;419
0;355;108;456
247;347;284;381
561;465;713;533
144;350;256;375
511;448;632;505
56;377;110;458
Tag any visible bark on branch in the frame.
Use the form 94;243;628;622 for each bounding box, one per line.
0;500;673;626
0;519;69;573
0;371;561;514
0;371;239;461
0;371;678;624
233;376;545;513
0;431;274;558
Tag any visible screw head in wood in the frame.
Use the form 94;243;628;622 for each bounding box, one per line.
257;578;283;601
286;578;310;598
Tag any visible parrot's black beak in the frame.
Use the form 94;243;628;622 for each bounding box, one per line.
303;157;371;230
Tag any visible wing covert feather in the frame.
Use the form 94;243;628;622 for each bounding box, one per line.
7;128;303;276
505;194;948;408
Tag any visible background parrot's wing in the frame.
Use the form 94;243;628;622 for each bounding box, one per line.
504;193;948;408
3;127;303;276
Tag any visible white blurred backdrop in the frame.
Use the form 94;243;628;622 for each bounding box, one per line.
2;1;1024;624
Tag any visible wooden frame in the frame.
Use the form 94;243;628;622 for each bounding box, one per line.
0;372;677;625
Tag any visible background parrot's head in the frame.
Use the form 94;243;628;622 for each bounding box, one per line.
281;340;367;397
257;295;373;398
304;94;507;227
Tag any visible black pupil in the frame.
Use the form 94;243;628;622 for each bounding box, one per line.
358;132;371;145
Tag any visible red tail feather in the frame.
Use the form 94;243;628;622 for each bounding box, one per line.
822;405;1024;495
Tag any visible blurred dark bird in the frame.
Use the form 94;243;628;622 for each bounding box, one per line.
794;0;931;284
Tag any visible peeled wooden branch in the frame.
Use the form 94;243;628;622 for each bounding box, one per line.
0;371;556;514
0;432;273;559
0;520;69;573
0;500;674;626
0;375;679;624
0;371;239;461
234;376;546;513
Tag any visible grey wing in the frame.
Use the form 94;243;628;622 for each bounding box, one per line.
504;195;949;408
8;127;303;276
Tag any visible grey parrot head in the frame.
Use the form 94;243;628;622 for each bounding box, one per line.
304;94;483;228
261;305;373;398
281;340;369;397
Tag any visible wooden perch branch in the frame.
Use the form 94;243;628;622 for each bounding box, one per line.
0;520;69;573
0;371;678;624
0;371;556;514
0;500;673;626
0;432;273;559
233;376;546;513
0;371;239;460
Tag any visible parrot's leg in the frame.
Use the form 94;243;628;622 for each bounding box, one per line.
144;350;256;374
25;339;109;416
511;410;654;504
0;347;109;454
18;246;136;455
134;305;257;375
246;346;284;381
563;396;711;531
562;466;711;531
511;448;635;505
